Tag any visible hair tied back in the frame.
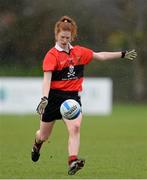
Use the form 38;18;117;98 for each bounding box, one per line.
61;18;71;23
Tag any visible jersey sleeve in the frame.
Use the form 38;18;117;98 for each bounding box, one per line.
80;46;93;64
43;52;57;71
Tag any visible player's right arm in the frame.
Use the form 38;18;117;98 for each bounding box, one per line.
36;71;52;115
42;71;52;97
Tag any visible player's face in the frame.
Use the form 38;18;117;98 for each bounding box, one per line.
56;31;72;49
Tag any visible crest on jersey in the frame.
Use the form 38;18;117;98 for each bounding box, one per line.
67;65;75;78
67;58;76;79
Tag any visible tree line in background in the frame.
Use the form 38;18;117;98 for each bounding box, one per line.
0;0;147;102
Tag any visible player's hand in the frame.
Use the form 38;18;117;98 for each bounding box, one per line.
36;96;48;115
122;49;137;60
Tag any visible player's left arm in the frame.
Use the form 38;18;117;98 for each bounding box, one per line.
93;49;137;61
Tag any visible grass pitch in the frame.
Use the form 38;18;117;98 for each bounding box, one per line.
0;104;147;179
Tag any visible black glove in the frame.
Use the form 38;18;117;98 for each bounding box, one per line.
36;96;48;115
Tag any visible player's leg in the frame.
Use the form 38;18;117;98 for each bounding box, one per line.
63;113;85;175
64;113;82;156
31;120;55;162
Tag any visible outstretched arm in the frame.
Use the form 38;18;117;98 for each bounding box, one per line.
93;49;137;61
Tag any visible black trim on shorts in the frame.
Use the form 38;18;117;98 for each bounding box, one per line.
42;89;81;122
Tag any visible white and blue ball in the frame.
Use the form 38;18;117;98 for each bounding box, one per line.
60;99;81;120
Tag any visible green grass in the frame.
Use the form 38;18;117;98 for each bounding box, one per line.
0;104;147;179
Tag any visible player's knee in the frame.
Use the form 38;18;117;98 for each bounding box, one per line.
69;124;80;135
36;130;48;142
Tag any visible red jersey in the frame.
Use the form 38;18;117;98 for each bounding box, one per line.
43;44;93;91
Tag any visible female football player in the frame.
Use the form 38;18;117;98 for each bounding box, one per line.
31;15;137;175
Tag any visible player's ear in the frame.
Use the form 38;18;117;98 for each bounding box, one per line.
55;34;58;41
55;32;59;41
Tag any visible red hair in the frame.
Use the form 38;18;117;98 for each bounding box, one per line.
54;16;77;41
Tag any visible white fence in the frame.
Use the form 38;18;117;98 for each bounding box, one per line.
0;77;112;115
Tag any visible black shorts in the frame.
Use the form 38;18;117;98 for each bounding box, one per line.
42;89;81;122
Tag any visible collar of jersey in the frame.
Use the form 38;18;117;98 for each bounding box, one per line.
55;42;73;52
